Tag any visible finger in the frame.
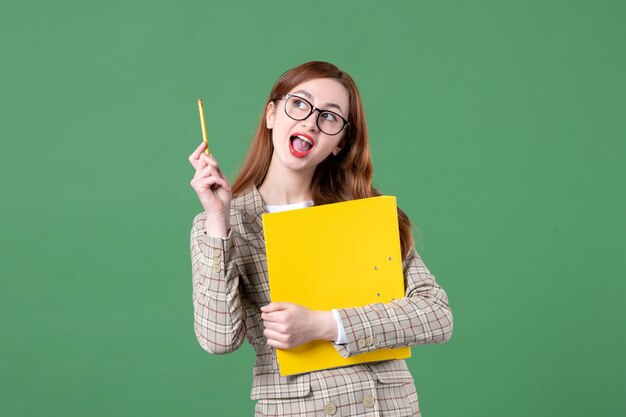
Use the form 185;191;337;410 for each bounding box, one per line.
190;141;207;157
188;142;208;165
261;302;291;313
193;176;230;192
198;154;229;182
193;155;213;173
263;328;288;343
193;154;208;170
203;175;231;192
198;164;221;179
191;176;226;194
215;165;227;182
193;166;218;183
266;339;289;350
261;316;286;329
207;155;226;177
198;162;229;183
265;332;297;350
200;153;219;169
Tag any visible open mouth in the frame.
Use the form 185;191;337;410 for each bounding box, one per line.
289;134;315;157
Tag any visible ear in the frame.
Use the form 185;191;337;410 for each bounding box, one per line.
265;101;276;129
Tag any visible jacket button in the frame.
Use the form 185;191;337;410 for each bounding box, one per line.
214;264;221;272
373;337;380;346
366;337;374;347
363;394;375;408
213;249;222;256
324;402;337;415
358;338;367;348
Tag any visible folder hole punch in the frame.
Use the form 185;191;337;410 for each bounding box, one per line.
374;266;378;271
388;256;393;261
377;293;380;297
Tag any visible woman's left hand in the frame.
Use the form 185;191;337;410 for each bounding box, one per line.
261;302;337;350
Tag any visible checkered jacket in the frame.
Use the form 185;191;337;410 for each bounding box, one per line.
191;185;453;414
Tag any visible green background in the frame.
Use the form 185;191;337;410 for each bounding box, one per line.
1;0;624;416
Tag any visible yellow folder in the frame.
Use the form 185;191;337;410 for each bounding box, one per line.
262;196;411;376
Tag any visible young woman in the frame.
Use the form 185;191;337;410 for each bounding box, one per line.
189;61;453;416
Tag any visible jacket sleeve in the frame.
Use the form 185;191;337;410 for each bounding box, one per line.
190;212;246;355
332;248;453;358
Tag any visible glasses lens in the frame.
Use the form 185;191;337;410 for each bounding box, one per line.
317;111;343;135
285;96;312;120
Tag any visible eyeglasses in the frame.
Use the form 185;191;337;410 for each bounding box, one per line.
282;94;349;136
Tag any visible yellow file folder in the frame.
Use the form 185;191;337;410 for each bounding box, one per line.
262;196;411;376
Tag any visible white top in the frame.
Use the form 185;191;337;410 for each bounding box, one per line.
265;200;314;213
264;200;347;345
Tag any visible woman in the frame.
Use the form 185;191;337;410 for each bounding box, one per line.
189;61;453;416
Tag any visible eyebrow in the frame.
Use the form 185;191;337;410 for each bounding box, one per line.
292;89;345;115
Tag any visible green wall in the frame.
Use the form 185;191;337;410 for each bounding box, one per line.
1;1;624;416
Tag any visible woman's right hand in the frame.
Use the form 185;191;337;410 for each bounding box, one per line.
189;142;232;237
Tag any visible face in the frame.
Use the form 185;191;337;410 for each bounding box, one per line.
265;78;349;174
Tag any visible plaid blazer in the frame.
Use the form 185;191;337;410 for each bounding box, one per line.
191;185;453;416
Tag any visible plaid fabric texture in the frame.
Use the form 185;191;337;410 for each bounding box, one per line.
255;364;420;416
191;185;453;416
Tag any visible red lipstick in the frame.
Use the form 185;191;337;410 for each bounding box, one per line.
289;132;315;158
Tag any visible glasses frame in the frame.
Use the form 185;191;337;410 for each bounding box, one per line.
282;93;349;136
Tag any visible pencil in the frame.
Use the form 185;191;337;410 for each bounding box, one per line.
197;98;210;155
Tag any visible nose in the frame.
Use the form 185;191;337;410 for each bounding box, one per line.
300;109;319;131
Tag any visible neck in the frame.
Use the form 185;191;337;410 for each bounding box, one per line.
258;157;314;205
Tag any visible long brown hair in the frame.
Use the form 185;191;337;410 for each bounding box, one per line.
231;61;414;256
